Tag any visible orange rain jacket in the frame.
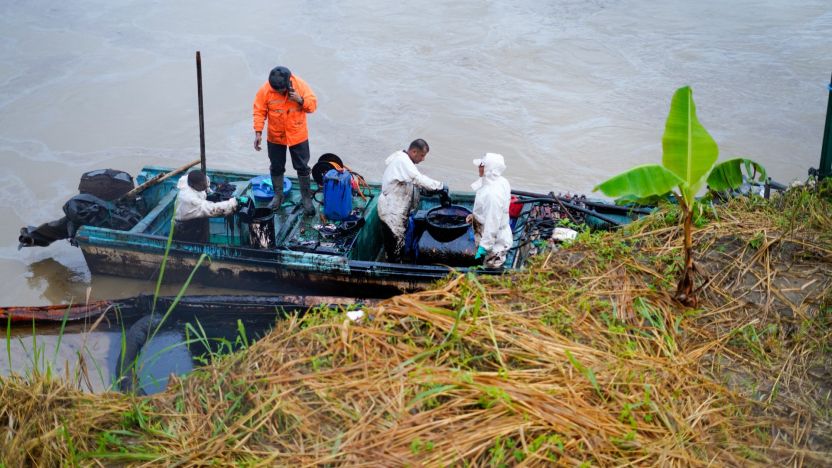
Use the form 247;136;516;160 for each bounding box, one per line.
253;75;317;147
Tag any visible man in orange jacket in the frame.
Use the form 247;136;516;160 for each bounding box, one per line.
253;66;318;214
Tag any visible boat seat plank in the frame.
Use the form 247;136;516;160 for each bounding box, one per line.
130;188;178;234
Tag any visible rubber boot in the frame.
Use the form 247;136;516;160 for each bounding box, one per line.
266;173;284;211
298;174;316;216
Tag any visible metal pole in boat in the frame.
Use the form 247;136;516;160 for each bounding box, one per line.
196;51;207;174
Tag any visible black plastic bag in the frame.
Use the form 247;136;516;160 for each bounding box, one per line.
78;169;134;201
63;194;142;240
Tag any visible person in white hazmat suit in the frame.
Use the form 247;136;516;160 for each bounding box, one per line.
377;139;449;263
173;170;245;243
465;153;513;269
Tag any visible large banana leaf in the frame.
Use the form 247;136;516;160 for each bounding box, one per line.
662;86;719;204
614;191;673;206
706;158;767;191
593;164;683;198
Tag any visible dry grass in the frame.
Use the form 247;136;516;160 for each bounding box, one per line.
2;184;832;467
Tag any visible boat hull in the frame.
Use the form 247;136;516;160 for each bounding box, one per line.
77;231;472;297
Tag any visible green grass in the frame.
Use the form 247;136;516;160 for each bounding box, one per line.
3;183;832;467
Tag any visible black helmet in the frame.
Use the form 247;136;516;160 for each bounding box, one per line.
187;169;208;192
268;66;292;91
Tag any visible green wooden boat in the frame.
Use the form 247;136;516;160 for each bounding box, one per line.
74;166;648;297
75;166;532;297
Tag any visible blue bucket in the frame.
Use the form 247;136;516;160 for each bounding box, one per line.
250;175;292;202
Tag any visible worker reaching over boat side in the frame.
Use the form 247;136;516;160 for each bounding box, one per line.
465;153;512;269
173;170;245;243
378;139;449;263
253;66;318;215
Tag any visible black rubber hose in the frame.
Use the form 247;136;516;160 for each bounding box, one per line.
511;189;654;215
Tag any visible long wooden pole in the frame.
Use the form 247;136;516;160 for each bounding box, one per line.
196;51;206;174
120;159;201;201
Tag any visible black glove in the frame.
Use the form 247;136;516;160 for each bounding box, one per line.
438;184;451;207
423;184;448;196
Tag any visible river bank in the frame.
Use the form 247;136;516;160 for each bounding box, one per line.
2;183;831;466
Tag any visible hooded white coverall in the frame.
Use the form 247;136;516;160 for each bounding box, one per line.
175;175;238;221
471;153;513;269
378;150;443;260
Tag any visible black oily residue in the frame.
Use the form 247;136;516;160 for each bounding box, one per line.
248;208;276;249
417;228;479;266
427;213;468;229
223;214;247;246
117;315;277;395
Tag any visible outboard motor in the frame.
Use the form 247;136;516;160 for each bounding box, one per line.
322;168;353;221
19;170;139;249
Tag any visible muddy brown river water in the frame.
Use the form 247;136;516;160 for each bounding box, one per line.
1;0;830;388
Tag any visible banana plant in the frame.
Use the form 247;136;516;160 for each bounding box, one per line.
594;86;766;306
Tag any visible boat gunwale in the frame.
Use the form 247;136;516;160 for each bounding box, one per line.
75;227;505;277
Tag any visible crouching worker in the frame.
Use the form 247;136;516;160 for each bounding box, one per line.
378;139;448;263
465;153;512;269
173;170;246;243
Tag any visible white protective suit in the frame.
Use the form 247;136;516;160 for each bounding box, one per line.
471;153;513;267
377;150;443;240
174;175;237;221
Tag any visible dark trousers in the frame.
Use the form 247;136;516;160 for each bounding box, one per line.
267;140;311;177
173;218;210;244
381;221;403;263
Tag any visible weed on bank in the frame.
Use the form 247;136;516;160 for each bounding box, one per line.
2;184;832;466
